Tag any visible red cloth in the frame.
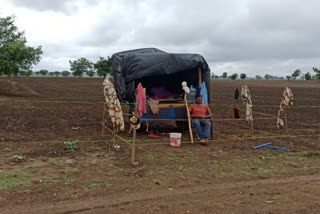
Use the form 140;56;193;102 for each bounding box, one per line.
233;107;240;119
148;133;160;139
189;105;210;117
137;83;146;117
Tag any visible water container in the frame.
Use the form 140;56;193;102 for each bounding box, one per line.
187;86;196;103
170;133;182;147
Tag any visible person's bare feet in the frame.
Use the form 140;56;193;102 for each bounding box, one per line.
200;139;208;145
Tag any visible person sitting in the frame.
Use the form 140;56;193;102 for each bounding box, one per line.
189;95;213;144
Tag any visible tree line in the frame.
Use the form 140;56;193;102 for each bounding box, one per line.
212;69;320;80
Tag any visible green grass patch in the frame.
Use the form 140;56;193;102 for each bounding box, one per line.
64;140;80;152
213;172;235;177
239;170;253;176
208;160;227;168
87;181;102;189
179;173;186;180
301;151;320;158
187;151;197;161
11;154;25;161
41;177;58;184
63;176;76;185
69;168;81;173
48;158;60;165
256;168;271;174
3;147;11;152
167;153;179;161
152;179;161;185
0;169;31;190
145;153;155;160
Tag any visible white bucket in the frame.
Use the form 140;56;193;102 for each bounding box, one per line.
170;133;182;147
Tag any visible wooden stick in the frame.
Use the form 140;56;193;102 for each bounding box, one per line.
198;67;202;87
211;116;214;139
131;128;137;165
318;123;320;149
250;120;254;135
285;112;293;150
101;104;106;136
184;93;194;143
112;132;116;146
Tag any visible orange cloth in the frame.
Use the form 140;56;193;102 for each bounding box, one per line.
189;104;210;118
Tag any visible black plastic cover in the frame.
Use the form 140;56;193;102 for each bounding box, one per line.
112;48;211;102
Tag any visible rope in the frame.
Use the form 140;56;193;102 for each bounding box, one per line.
2;98;318;109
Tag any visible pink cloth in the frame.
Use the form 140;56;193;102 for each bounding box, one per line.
137;83;147;117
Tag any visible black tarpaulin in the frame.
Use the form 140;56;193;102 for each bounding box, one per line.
112;48;211;102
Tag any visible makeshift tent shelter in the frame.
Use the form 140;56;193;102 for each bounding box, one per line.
104;47;212;141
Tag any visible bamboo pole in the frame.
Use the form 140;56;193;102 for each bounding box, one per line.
131;128;137;165
250;120;254;135
198;67;202;86
318;123;320;149
112;131;116;146
285;112;293;150
101;104;107;136
184;93;194;143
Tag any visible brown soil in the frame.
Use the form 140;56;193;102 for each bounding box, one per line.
0;77;319;214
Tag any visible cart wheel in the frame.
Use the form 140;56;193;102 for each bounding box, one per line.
176;121;188;132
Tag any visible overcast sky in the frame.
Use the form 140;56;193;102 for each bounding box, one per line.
1;0;319;77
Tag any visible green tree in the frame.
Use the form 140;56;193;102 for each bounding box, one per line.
24;70;33;76
61;70;70;77
255;75;263;80
18;69;32;76
35;71;41;76
291;69;301;80
230;73;238;80
222;72;228;79
54;71;60;77
0;16;42;76
94;56;112;77
39;69;48;76
69;57;93;77
214;75;219;79
49;72;55;76
240;73;247;80
87;70;95;77
264;74;271;80
312;67;320;80
286;76;291;80
304;72;311;80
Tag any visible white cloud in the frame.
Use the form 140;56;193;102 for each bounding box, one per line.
1;0;320;76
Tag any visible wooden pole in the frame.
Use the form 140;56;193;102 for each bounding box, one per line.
318;123;320;149
211;116;214;139
198;67;202;87
184;93;194;143
112;132;116;146
285;112;293;150
250;120;254;135
101;104;107;136
131;129;138;165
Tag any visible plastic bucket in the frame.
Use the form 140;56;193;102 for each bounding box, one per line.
170;133;182;147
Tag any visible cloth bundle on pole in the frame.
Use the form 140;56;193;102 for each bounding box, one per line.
103;78;125;132
241;85;253;122
276;87;294;129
